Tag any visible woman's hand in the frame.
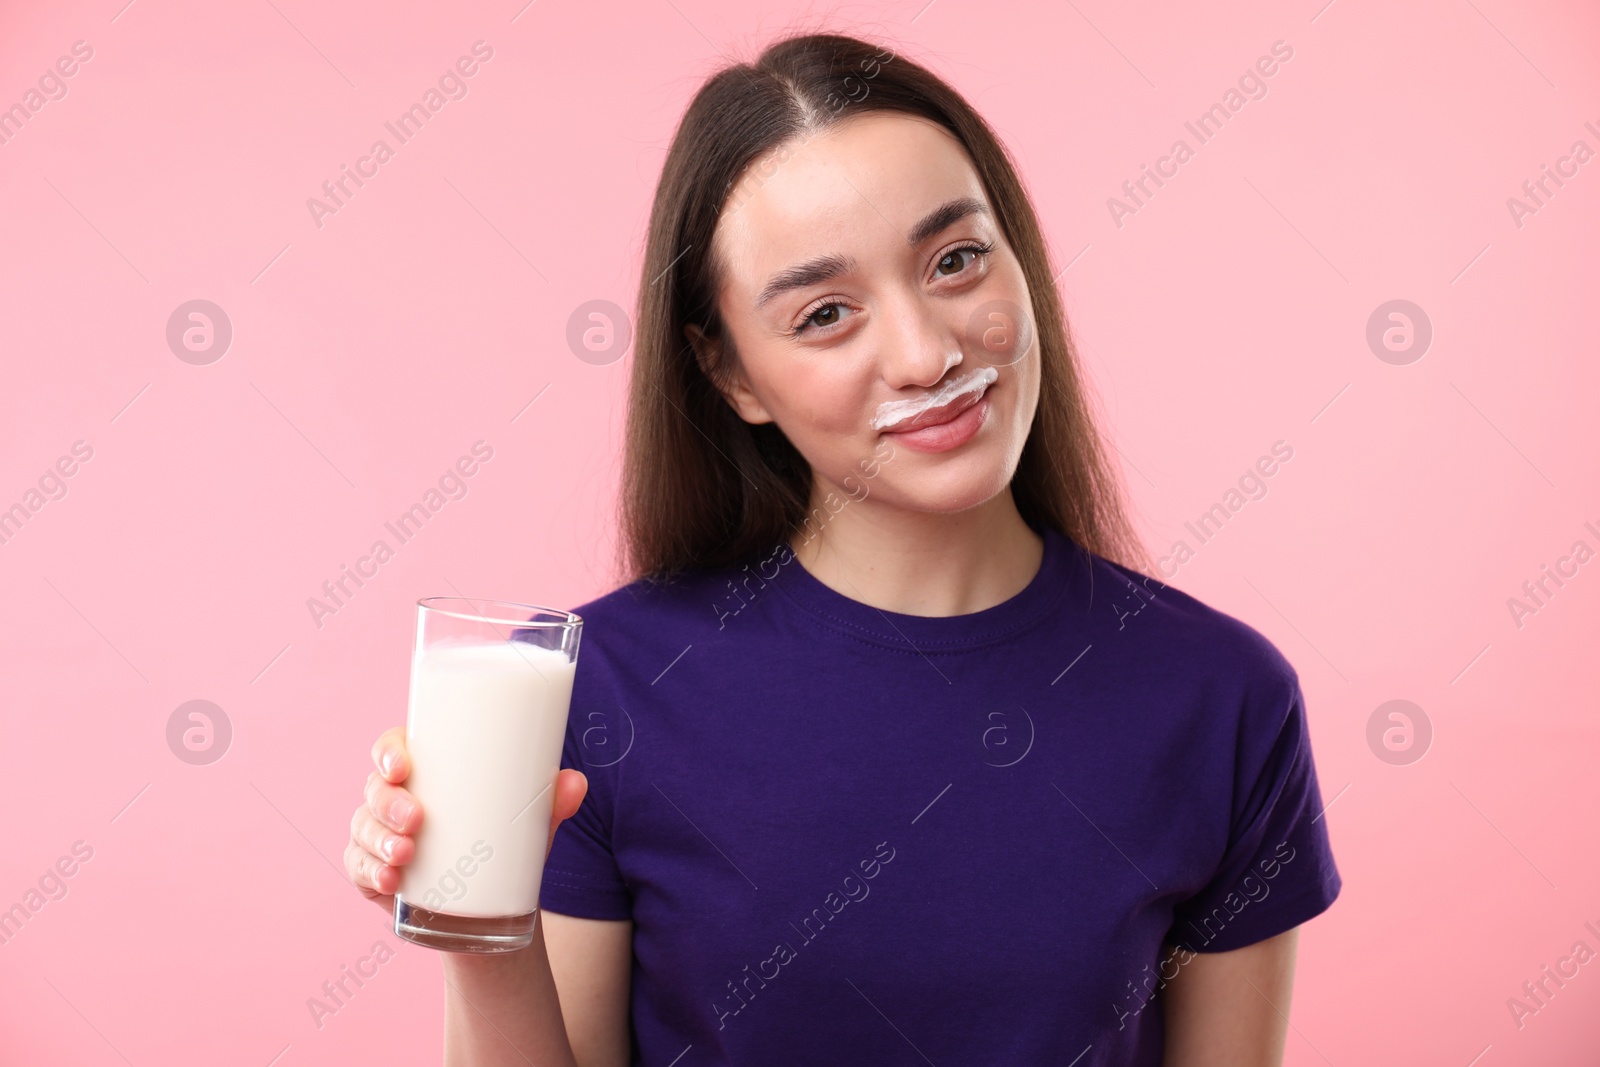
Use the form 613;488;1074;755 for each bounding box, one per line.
345;725;589;915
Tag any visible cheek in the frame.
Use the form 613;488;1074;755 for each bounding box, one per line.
763;366;888;483
965;297;1034;368
996;341;1042;433
764;363;871;438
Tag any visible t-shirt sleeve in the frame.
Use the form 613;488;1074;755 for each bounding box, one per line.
1165;666;1342;954
537;652;634;921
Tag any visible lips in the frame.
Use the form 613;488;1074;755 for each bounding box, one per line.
883;388;984;434
873;366;999;435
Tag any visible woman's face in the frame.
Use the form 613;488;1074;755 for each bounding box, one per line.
693;110;1042;516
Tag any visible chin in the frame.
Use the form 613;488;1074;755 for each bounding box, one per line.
881;445;1019;514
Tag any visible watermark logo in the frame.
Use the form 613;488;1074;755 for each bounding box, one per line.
1365;300;1431;366
1506;918;1600;1031
717;48;895;221
1505;121;1599;230
566;299;632;365
0;440;94;549
0;40;94;148
713;439;897;630
710;839;896;1030
306;41;495;230
166;300;232;365
1366;699;1431;766
579;705;636;768
166;700;232;765
1506;520;1598;630
306;441;494;630
823;46;895;113
0;840;94;949
306;938;398;1029
980;706;1035;767
1117;840;1297;1029
1108;40;1295;228
719;142;794;220
1156;441;1294;579
965;297;1031;367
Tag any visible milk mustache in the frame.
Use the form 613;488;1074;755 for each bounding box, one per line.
399;639;576;918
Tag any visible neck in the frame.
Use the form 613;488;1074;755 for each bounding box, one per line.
788;483;1046;617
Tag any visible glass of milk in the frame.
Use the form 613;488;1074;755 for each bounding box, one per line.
393;596;582;953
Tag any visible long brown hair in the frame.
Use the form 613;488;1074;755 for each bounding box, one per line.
620;30;1151;583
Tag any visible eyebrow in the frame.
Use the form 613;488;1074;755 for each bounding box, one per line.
753;196;991;311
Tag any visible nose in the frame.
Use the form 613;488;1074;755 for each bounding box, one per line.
877;288;962;390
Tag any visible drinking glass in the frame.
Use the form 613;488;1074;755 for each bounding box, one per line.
392;596;583;953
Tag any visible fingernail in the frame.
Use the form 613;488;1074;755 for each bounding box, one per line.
380;836;396;861
392;799;414;826
380;751;397;777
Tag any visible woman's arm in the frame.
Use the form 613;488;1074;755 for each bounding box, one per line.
1160;927;1299;1067
440;911;632;1067
440;914;580;1067
544;912;634;1067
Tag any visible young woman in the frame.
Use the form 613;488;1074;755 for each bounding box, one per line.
346;31;1340;1067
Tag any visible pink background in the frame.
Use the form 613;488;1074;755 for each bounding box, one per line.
2;0;1597;1063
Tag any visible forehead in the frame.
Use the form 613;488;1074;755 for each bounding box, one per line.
712;112;989;293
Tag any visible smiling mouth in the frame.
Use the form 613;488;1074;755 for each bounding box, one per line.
872;367;999;434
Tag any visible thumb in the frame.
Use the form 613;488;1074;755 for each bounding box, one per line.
545;769;589;860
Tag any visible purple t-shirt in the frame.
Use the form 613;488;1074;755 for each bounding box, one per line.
538;523;1341;1065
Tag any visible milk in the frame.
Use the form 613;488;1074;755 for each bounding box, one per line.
398;639;576;918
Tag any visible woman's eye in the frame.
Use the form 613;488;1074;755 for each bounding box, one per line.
935;243;991;278
796;302;851;334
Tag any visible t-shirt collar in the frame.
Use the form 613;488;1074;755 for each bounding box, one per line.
765;521;1082;652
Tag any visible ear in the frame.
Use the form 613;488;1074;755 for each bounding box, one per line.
684;323;774;425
